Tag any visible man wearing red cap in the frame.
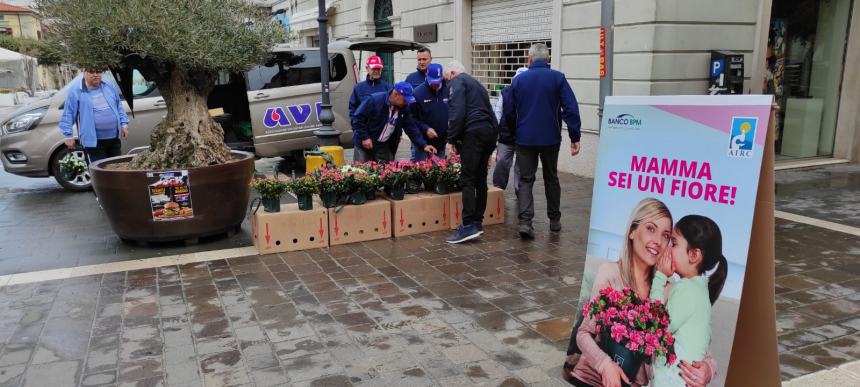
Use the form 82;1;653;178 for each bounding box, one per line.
348;55;391;118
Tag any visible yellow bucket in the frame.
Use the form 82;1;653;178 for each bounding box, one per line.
305;145;345;172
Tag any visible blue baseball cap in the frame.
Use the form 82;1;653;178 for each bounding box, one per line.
426;63;443;87
393;81;416;104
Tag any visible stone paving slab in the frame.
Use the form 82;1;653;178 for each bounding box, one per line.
0;159;858;385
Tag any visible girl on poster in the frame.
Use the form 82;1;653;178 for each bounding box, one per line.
565;198;717;387
649;215;728;387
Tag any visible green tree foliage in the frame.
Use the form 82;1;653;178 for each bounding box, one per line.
36;0;281;74
35;0;283;170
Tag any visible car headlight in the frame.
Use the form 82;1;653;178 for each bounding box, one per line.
1;107;48;135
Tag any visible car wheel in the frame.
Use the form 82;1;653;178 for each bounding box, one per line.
51;147;92;191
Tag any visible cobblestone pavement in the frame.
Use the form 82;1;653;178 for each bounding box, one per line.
0;225;586;387
0;158;858;385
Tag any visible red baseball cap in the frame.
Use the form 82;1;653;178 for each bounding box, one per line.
366;55;384;69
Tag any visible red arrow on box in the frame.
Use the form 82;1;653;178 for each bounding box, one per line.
265;223;270;245
334;215;340;236
455;202;460;221
442;203;447;223
399;208;404;228
496;196;502;217
318;218;324;239
382;210;388;231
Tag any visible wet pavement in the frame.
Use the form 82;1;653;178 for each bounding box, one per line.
0;179;591;387
775;163;860;228
0;155;858;385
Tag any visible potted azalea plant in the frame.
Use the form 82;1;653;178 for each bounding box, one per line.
352;161;382;200
379;162;407;200
399;160;422;194
249;177;289;213
316;167;348;208
582;287;676;385
416;160;437;193
58;152;87;181
344;170;378;205
286;175;318;211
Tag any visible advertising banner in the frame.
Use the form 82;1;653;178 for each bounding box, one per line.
566;95;776;387
147;170;194;221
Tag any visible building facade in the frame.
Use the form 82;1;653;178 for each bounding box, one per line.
275;0;860;176
0;2;40;39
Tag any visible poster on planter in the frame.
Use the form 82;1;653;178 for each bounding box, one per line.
147;170;194;221
568;95;773;387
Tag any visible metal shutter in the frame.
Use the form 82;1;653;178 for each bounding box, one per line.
471;0;553;44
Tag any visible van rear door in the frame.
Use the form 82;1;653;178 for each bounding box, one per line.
245;50;351;157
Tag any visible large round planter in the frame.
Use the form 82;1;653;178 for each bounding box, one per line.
90;151;254;243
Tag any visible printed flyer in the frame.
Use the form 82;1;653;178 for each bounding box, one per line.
147;170;194;221
566;95;772;387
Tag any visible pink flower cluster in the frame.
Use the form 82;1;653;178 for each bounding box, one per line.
583;286;677;366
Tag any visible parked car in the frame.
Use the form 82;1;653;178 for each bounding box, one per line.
0;38;424;191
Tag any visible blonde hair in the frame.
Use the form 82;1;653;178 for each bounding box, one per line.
618;198;672;288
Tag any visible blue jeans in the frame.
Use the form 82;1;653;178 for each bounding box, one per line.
492;142;519;193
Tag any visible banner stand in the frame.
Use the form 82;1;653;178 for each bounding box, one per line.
725;107;780;386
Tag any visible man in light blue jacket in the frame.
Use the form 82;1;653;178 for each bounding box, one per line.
59;69;130;164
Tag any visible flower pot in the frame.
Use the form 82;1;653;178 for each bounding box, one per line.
297;194;313;211
261;196;281;213
601;333;642;387
62;169;79;181
385;185;406;200
89;151;254;242
350;191;368;205
365;189;377;200
422;178;437;192
406;177;422;194
434;181;449;195
319;191;339;208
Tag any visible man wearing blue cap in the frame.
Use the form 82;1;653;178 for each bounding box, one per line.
351;81;437;163
410;63;448;161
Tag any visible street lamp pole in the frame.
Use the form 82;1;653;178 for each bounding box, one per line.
313;0;339;146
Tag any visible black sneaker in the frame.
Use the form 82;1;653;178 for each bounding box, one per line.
447;224;482;244
519;224;534;240
550;219;562;232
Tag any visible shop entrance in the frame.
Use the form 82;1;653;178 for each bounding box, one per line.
766;0;852;159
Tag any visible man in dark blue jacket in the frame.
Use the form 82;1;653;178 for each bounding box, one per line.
405;47;433;160
348;55;390;118
405;47;432;88
444;60;498;244
351;82;437;163
503;43;581;239
410;63;448;161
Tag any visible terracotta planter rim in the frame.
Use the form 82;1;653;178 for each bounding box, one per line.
90;150;254;173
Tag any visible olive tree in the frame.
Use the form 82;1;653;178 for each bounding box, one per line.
36;0;281;169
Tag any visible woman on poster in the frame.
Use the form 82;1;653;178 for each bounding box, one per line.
564;198;717;387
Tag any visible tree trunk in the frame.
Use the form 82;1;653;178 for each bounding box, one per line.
129;67;231;170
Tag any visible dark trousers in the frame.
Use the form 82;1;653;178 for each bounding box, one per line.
84;138;122;165
353;141;395;164
515;143;561;225
459;127;497;226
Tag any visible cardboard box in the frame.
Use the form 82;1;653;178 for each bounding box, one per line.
329;199;392;246
251;203;329;254
386;193;451;237
449;187;505;229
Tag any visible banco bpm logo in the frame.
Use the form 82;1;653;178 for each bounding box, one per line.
607;113;642;130
727;117;757;158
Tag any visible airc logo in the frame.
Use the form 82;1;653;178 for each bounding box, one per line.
607;113;642;130
727;116;757;158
